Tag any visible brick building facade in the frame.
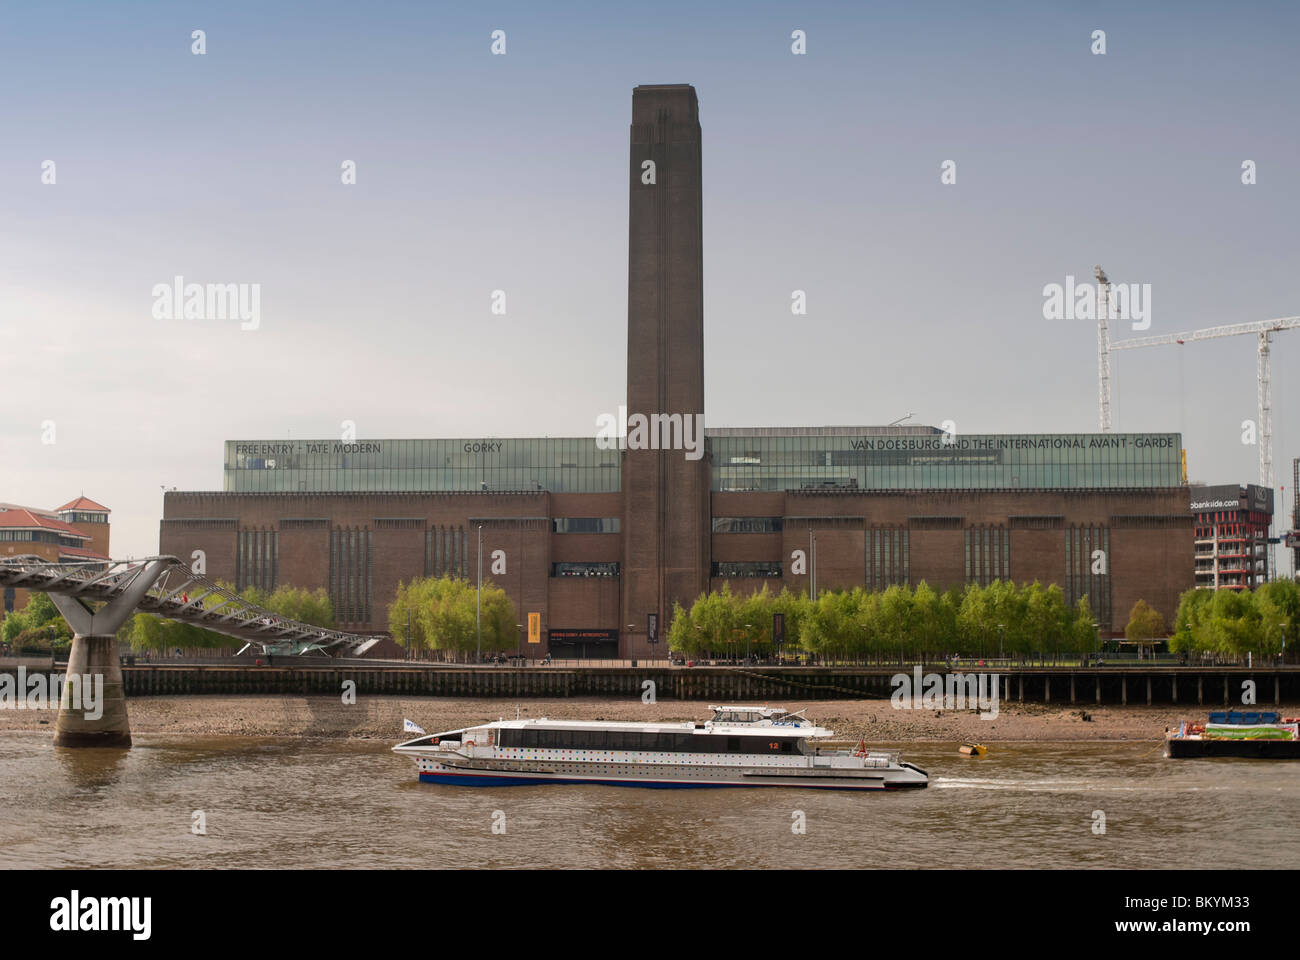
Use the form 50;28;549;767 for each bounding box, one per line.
159;85;1195;656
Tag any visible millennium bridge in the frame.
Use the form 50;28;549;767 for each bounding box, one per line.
0;555;383;747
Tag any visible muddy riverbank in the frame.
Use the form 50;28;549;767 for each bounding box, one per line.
2;694;1270;742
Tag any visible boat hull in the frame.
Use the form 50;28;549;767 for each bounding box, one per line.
413;758;928;790
417;769;919;790
1165;738;1300;759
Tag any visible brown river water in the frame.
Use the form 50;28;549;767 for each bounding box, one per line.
1;733;1296;869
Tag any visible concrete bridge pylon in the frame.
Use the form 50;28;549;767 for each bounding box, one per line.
47;558;172;748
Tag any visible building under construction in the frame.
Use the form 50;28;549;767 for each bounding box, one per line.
1191;483;1274;590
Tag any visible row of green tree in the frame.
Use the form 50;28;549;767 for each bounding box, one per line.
667;581;1099;660
1171;580;1300;659
388;576;518;657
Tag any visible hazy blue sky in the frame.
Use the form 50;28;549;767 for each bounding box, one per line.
2;0;1297;559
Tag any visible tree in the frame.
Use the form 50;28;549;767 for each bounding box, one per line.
693;582;742;657
800;588;863;662
1024;581;1067;661
1;592;72;652
1255;579;1300;661
910;582;944;663
388;575;516;659
263;585;334;628
737;586;774;657
1170;588;1212;657
771;587;811;657
986;580;1028;659
667;600;698;655
877;585;914;664
957;584;995;658
1207;589;1261;658
1067;596;1099;655
1124;599;1167;656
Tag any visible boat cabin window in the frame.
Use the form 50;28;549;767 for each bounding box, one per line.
713;709;762;723
497;727;801;753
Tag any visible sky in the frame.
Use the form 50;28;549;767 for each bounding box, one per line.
1;0;1297;560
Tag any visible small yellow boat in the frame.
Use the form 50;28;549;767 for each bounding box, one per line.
958;743;987;757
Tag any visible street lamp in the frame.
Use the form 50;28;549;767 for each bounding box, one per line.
745;623;753;665
627;624;636;667
808;529;818;601
476;524;483;664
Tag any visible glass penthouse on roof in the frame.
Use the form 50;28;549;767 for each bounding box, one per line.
224;428;1183;494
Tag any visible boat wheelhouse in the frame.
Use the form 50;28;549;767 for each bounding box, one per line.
394;705;928;790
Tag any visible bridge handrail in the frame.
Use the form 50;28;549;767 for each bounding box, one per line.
0;555;383;653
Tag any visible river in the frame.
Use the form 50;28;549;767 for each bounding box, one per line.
1;733;1295;869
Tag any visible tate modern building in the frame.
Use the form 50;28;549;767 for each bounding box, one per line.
162;86;1194;657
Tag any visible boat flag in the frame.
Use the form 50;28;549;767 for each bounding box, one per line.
403;719;427;735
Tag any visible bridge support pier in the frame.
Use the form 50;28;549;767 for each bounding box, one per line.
53;634;131;747
48;558;169;749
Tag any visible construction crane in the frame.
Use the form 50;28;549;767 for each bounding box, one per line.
1096;265;1113;433
1106;314;1300;490
1094;265;1298;577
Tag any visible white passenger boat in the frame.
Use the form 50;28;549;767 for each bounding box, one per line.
394;705;928;790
